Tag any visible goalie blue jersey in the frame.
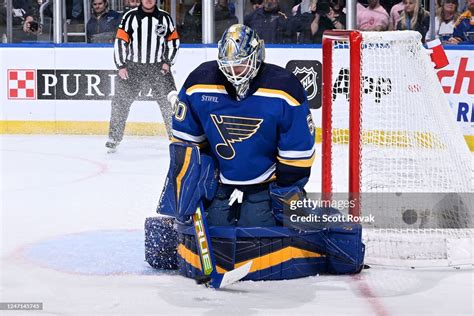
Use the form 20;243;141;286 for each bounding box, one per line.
172;61;315;185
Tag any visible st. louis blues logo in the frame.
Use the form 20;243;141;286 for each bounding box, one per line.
210;114;263;160
293;67;318;101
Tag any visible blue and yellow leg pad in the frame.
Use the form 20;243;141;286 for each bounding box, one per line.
175;223;365;280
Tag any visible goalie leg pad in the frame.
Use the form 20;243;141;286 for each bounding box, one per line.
323;223;365;274
175;223;365;280
295;222;365;274
144;216;179;270
158;142;218;222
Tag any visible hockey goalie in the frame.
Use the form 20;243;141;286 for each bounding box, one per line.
145;24;365;285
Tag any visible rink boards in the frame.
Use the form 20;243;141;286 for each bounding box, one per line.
0;44;472;150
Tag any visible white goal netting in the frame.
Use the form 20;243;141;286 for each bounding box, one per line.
323;31;473;267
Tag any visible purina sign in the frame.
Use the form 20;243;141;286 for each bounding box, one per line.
7;69;36;100
7;69;156;100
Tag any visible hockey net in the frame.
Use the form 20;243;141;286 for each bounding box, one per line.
321;30;473;267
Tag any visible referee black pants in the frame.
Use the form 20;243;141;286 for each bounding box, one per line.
108;62;176;142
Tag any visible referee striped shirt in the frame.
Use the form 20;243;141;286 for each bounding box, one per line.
114;6;180;69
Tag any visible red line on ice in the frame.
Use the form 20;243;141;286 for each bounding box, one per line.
351;274;391;316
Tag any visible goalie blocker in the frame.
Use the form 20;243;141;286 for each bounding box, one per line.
146;142;365;280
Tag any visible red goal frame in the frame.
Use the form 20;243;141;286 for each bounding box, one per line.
321;30;363;216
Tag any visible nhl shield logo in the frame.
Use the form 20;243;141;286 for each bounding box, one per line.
286;60;322;109
293;67;318;101
155;24;167;37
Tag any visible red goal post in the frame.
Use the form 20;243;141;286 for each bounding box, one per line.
322;30;363;216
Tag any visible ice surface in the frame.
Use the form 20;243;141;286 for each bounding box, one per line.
1;135;472;315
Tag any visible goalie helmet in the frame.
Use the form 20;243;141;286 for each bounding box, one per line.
217;24;265;100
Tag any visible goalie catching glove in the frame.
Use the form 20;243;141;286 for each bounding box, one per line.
270;177;341;228
158;142;219;222
269;177;308;223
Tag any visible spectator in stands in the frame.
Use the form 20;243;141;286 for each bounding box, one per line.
426;0;460;42
178;0;238;43
22;0;43;33
288;0;313;43
0;0;42;42
448;0;474;43
331;0;347;25
293;0;345;17
357;0;390;31
86;0;121;43
244;0;263;16
64;0;83;23
71;0;83;23
124;0;140;12
290;0;344;44
396;0;430;41
244;0;290;43
379;0;398;13
279;0;301;15
292;0;312;15
389;1;404;30
250;0;264;10
179;0;202;43
215;0;238;39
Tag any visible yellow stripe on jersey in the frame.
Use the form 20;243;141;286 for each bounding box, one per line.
277;155;315;168
171;137;208;149
255;88;301;106
186;84;227;95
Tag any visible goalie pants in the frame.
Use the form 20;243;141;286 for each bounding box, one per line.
108;62;176;142
205;183;276;227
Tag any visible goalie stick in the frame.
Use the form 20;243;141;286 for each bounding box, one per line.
193;204;252;289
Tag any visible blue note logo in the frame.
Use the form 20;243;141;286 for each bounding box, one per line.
210;114;263;160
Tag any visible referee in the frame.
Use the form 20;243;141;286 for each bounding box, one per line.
106;0;179;152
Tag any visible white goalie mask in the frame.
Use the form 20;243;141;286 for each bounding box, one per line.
217;24;265;100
